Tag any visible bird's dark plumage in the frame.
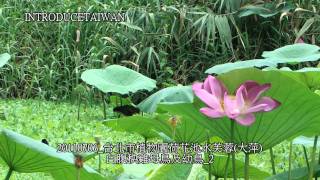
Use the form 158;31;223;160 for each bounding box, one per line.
41;139;49;145
113;105;140;116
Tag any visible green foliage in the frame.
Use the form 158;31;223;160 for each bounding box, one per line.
158;68;320;150
104;112;215;143
238;2;295;18
1;0;319;99
0;129;106;180
137;85;193;113
203;155;270;178
103;115;163;139
147;164;193;180
0;99;139;179
81;65;156;95
266;164;320;180
0;95;317;179
266;67;320;91
293;136;320;147
205;59;277;74
206;44;320;74
262;44;320;63
1;0;320;179
118;164;158;179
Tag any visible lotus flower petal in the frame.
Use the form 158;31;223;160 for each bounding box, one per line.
193;75;280;126
192;76;227;114
235;85;247;108
224;93;240;119
249;97;281;112
192;84;222;110
244;81;271;103
192;82;203;90
224;81;280;126
200;107;225;118
203;75;227;100
234;113;255;126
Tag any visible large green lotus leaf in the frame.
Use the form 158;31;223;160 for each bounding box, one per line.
266;164;320;180
0;129;106;180
295;67;320;72
51;168;112;180
206;44;320;75
203;155;270;178
104;112;213;143
82;152;98;162
155;112;215;143
103;115;165;139
263;67;320;90
205;59;276;74
158;68;320;150
293;136;320;147
118;164;159;180
262;44;320;63
147;164;193;180
279;71;320;91
137;85;194;113
0;53;10;68
156;105;214;143
81;65;156;95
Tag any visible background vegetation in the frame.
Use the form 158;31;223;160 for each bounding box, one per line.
0;0;320;179
0;0;319;100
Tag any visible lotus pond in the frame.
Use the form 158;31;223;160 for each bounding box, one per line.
1;0;320;179
1;43;320;180
0;99;315;179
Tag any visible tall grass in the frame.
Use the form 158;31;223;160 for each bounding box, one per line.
0;0;319;100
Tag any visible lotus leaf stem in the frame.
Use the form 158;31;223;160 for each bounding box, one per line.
5;168;13;180
288;141;293;180
269;148;276;175
102;93;106;119
244;153;249;180
207;133;212;180
309;136;318;180
77;94;81;121
224;154;230;180
303;145;310;171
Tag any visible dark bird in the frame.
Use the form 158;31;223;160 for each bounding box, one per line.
41;139;49;145
113;105;140;116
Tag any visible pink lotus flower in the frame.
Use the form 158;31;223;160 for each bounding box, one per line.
192;75;227;118
192;76;280;126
